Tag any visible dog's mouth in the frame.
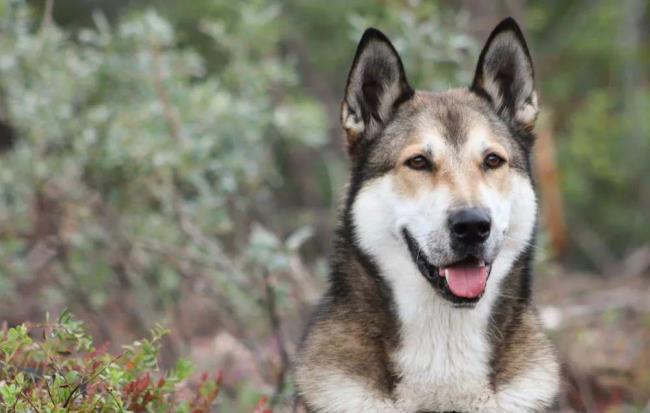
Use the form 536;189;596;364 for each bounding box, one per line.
402;229;491;307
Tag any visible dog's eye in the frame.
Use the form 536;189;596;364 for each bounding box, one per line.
405;155;431;171
483;153;506;169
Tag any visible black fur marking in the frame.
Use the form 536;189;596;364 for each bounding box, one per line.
487;234;536;390
440;105;466;148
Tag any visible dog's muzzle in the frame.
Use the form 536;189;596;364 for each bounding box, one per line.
402;228;492;307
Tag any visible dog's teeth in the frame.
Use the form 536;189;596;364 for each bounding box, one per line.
479;260;485;267
444;269;449;278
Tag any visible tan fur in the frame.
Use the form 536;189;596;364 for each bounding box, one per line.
294;257;399;412
341;101;364;148
389;91;515;205
492;308;558;389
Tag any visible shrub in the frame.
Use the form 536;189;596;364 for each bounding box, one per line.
0;311;225;412
0;0;325;332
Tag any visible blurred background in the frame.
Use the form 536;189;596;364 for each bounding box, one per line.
0;0;648;411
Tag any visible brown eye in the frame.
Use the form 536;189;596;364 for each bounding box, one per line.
484;153;506;169
405;155;431;171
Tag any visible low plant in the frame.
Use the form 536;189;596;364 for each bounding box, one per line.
0;311;231;412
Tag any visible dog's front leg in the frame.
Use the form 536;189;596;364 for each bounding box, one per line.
296;372;403;413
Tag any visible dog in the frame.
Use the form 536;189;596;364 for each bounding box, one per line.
294;17;560;413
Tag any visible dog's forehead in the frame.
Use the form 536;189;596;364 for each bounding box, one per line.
366;89;527;174
395;90;510;149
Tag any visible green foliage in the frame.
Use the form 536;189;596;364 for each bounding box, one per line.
0;311;222;412
562;89;650;250
0;0;325;325
527;0;650;262
0;2;335;408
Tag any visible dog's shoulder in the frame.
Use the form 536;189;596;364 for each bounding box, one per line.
491;306;560;411
294;285;399;412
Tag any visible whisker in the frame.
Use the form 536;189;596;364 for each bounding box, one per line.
502;234;544;251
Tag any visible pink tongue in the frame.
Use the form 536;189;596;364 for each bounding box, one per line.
442;265;489;298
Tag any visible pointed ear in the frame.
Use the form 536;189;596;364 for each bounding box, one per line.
341;28;414;156
471;18;538;133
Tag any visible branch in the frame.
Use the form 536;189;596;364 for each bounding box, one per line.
262;270;290;405
151;46;182;143
149;42;249;292
40;0;54;32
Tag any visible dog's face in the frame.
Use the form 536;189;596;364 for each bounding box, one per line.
342;19;539;306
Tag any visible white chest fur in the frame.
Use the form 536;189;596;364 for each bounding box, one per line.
390;270;497;413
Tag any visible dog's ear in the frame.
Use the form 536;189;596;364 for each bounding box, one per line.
341;28;413;156
471;18;538;134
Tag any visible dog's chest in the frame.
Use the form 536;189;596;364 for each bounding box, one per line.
391;301;496;412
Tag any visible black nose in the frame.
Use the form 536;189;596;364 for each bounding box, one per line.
448;208;491;245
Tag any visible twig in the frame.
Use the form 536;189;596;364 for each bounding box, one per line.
21;394;41;413
40;0;54;32
571;223;618;276
151;46;182;143
63;352;125;410
149;41;250;291
565;360;597;413
262;270;290;405
44;377;54;404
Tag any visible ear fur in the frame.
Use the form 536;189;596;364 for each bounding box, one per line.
471;18;538;133
341;28;413;156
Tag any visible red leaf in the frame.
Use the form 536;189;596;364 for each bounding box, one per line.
86;342;109;359
253;396;273;413
136;373;151;392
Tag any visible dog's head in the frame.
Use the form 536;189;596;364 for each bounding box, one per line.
343;18;538;307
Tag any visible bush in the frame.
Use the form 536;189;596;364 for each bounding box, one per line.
0;312;270;413
0;0;324;348
0;311;233;412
